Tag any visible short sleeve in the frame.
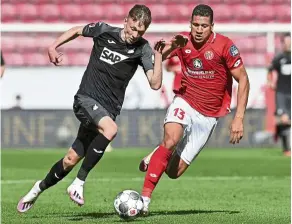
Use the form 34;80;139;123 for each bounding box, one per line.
1;51;4;66
268;54;280;72
140;43;154;73
223;39;243;70
82;22;110;38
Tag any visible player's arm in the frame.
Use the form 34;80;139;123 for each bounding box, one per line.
48;22;107;66
229;65;250;144
267;56;278;90
232;65;250;119
142;41;163;90
48;25;84;65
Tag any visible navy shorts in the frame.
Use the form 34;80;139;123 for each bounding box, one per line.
71;94;116;157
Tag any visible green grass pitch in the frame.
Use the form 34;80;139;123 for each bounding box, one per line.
1;148;290;224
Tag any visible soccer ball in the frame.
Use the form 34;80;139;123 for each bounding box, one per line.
113;190;144;221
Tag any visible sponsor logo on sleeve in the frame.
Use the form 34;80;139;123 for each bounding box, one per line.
233;59;241;68
230;45;239;57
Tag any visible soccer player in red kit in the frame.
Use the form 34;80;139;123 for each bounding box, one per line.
139;4;250;215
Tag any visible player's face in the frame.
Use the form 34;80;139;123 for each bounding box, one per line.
283;36;291;52
124;17;146;44
190;16;213;44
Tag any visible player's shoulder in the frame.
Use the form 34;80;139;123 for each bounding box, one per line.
135;37;152;50
213;33;233;45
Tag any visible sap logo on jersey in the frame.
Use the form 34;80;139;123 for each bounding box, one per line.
100;47;129;65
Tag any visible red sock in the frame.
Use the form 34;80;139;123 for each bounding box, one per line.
142;145;172;198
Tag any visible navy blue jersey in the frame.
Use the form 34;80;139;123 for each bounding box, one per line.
77;22;154;116
269;51;291;94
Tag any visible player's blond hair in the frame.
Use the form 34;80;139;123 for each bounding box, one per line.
128;4;152;29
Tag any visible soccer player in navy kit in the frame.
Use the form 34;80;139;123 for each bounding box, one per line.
17;4;167;212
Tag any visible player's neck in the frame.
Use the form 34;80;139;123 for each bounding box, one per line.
120;29;126;42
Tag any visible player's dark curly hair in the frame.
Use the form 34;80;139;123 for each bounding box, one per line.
192;4;213;24
128;5;152;29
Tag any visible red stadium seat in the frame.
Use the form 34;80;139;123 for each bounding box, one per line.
38;4;61;22
255;36;267;52
1;35;17;52
211;4;233;22
59;4;82;22
67;51;90;66
102;4;126;21
232;5;253;22
168;4;190;22
149;4;169;22
232;36;256;53
80;4;105;21
274;4;291;22
1;4;17;22
16;4;38;22
24;52;49;66
5;53;25;66
253;5;276;22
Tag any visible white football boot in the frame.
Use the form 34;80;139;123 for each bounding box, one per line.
17;180;42;213
67;178;85;206
141;196;151;216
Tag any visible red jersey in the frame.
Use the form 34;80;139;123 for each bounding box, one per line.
170;32;243;117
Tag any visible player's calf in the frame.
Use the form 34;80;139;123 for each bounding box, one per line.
165;153;189;179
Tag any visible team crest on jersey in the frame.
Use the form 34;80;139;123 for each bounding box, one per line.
230;45;239;57
100;47;129;65
193;58;203;69
204;51;214;60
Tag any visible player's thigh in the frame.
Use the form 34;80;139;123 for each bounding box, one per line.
162;123;184;149
98;116;118;140
176;109;217;167
166;152;189;179
163;97;192;149
73;94;117;137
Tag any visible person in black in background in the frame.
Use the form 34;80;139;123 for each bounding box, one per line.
267;33;291;157
1;51;5;78
17;4;170;212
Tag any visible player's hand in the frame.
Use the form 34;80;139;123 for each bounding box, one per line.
229;117;244;144
170;34;188;49
48;48;64;66
154;39;166;54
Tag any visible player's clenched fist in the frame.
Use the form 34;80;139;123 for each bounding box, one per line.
48;48;64;66
171;34;188;49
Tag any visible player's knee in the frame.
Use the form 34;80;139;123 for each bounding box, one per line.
63;155;79;170
161;138;178;150
101;123;118;141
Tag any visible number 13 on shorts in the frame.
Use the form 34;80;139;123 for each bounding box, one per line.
173;108;185;120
